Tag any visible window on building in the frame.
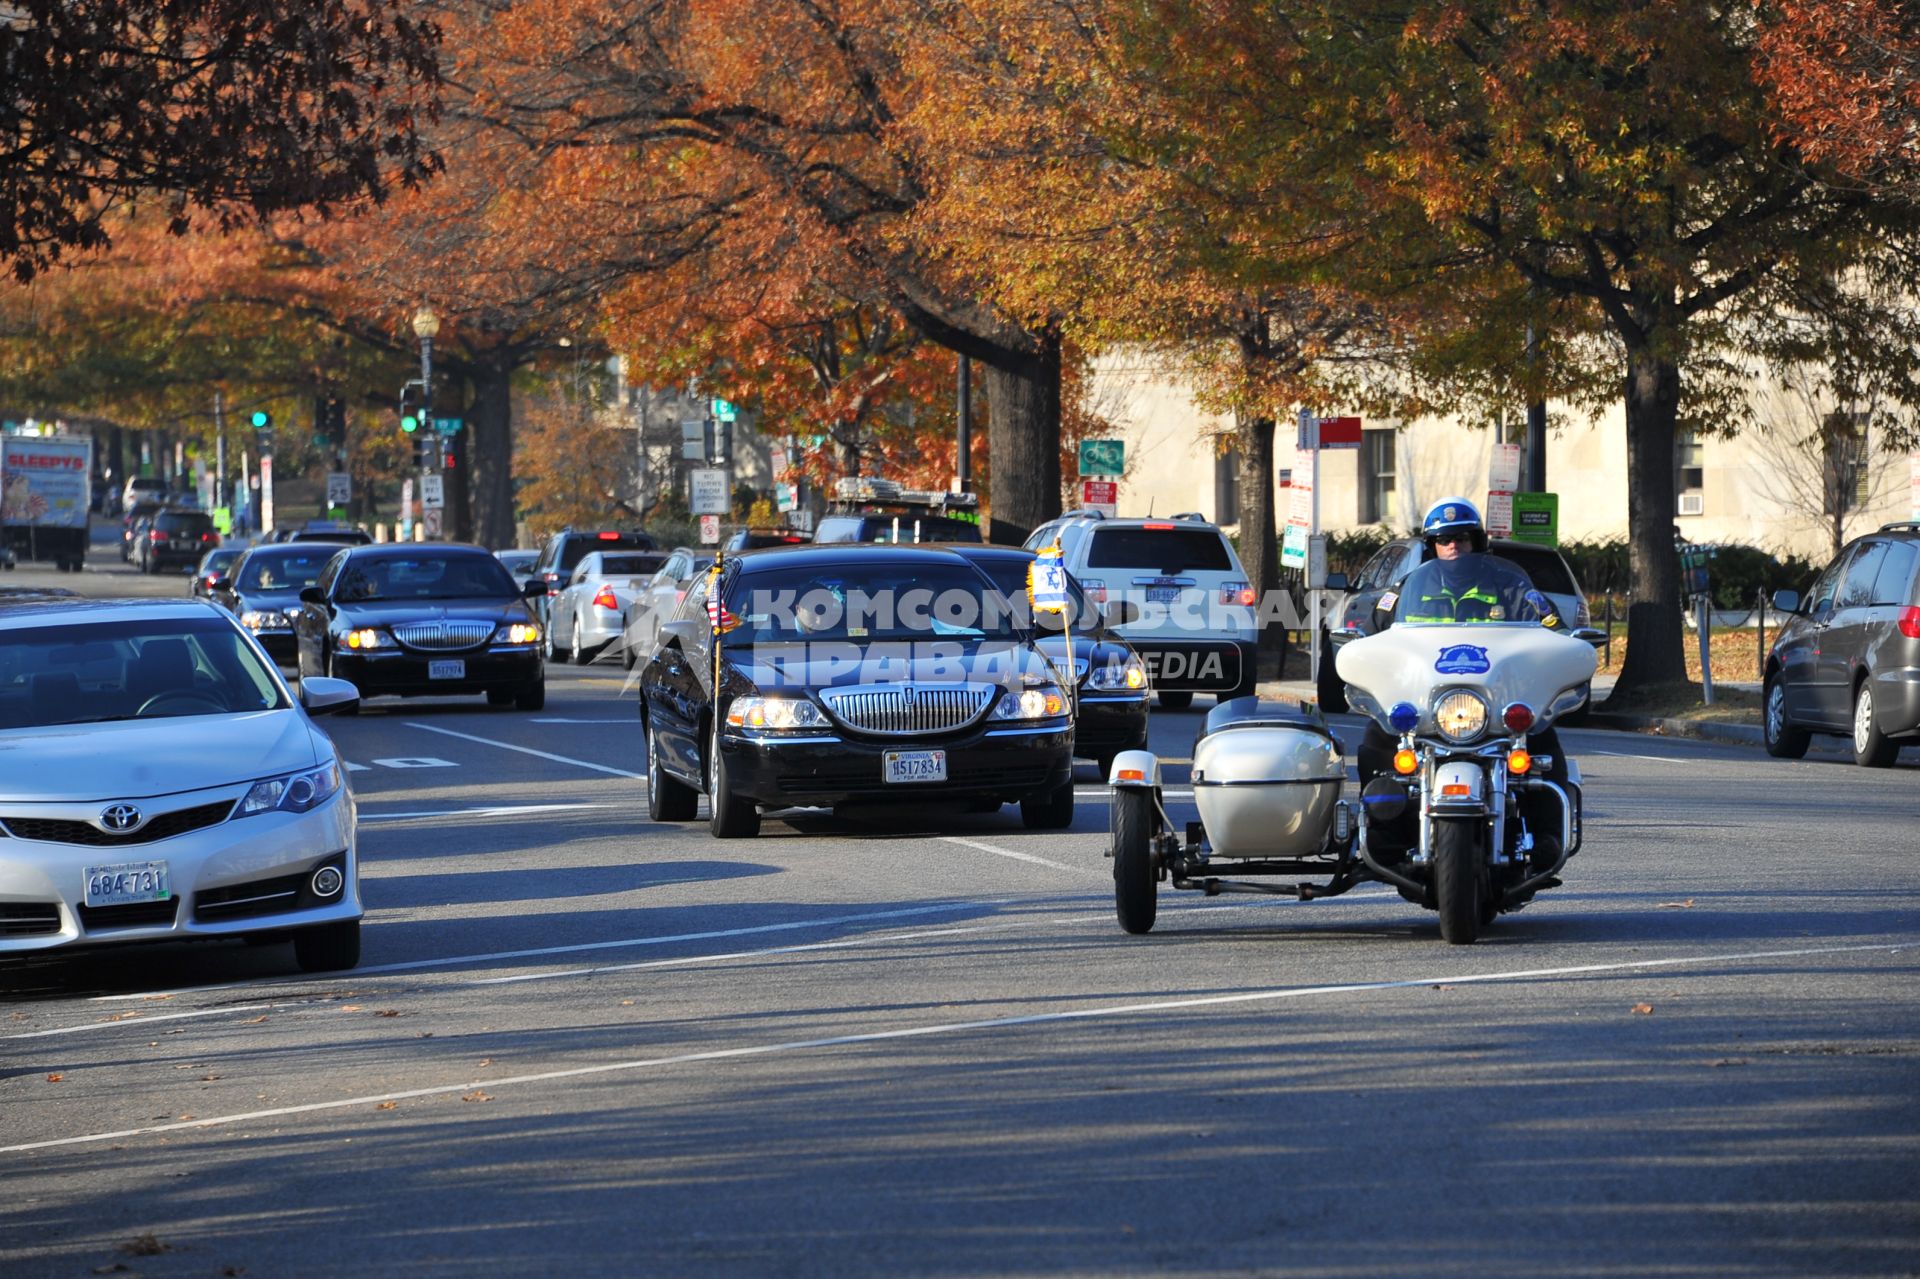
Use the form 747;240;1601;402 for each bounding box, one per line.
1675;430;1705;515
1359;429;1396;525
1821;412;1870;519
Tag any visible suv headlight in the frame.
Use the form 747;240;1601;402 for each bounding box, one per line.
1086;656;1148;692
494;622;541;645
240;609;289;631
1432;690;1489;743
342;628;385;650
239;761;343;817
726;695;828;731
993;685;1067;719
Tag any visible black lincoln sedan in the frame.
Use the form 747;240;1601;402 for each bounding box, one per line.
211;542;349;665
939;543;1149;776
293;543;546;710
638;543;1075;838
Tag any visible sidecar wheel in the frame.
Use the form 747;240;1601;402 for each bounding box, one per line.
1431;818;1485;945
1112;788;1158;934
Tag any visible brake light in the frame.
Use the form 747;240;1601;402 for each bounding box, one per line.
1502;702;1535;734
1900;607;1920;640
1142;522;1175;530
593;586;619;610
1081;578;1107;604
1220;581;1255;605
149;529;164;540
597;531;621;540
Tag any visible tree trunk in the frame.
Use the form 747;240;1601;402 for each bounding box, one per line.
469;359;516;549
981;334;1062;545
1236;413;1288;674
1610;343;1688;699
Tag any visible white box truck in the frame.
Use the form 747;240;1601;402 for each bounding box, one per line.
1;433;94;572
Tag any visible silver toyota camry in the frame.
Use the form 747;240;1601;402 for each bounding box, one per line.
0;598;363;972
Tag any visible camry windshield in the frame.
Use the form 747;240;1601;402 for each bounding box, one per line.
334;555;518;602
240;551;336;592
1392;556;1550;627
729;561;1022;642
0;617;287;728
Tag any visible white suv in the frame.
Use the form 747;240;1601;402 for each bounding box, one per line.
1024;513;1257;709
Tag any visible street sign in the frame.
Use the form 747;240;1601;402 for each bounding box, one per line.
433;417;463;436
681;421;707;461
421;473;445;510
423;508;444;538
1280;522;1307;568
1510;492;1559;546
787;508;814;533
775;482;798;512
699;514;720;544
690;467;730;515
1077;439;1124;477
326;472;352;507
711;398;739;423
1485;490;1513;537
1489;441;1522;492
1316;416;1363;449
1080;478;1117;516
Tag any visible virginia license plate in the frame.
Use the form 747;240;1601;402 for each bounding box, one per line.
1146;587;1181;603
428;659;465;680
84;860;171;908
883;750;947;784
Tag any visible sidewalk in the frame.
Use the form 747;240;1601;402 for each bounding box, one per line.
1253;670;1769;748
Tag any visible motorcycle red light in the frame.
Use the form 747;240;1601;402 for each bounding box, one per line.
1502;702;1535;734
1899;606;1920;640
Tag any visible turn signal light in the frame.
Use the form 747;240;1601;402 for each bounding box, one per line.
1392;748;1418;775
1508;749;1531;774
1116;768;1145;782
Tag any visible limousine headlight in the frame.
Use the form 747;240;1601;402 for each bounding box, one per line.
1086;656;1147;691
240;609;290;632
726;696;828;731
494;622;541;645
993;685;1067;720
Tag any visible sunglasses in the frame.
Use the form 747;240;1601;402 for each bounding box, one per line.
1433;533;1472;545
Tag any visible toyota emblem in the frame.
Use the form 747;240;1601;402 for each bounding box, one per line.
99;804;144;832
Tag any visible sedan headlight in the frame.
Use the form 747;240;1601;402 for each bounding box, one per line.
240;609;289;632
494;622;541;645
239;761;343;817
992;685;1067;720
1086;656;1148;692
343;628;385;650
726;695;829;731
1433;690;1489;743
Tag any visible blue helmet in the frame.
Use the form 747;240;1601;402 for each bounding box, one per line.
1421;497;1487;552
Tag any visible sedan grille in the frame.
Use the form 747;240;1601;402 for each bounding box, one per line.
391;620;495;651
820;684;993;736
0;801;233;847
0;903;62;937
195;872;304;923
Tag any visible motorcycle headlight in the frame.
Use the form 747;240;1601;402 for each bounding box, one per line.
494;622;541;645
993;685;1067;719
726;695;828;731
1432;690;1489;743
240;609;289;631
1087;656;1148;692
239;761;343;817
343;628;385;650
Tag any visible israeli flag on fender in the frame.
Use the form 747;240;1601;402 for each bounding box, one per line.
1028;543;1069;615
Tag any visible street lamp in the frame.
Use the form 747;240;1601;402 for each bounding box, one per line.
411;306;439;537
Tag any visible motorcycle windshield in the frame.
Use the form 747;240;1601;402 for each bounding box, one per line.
1390;556;1547;627
1333;621;1598;738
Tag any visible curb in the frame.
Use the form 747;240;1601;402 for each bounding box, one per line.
1581;712;1763;747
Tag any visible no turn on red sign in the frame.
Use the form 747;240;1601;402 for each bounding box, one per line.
1080;478;1117;516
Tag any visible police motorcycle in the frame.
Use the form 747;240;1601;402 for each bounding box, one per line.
1106;500;1594;944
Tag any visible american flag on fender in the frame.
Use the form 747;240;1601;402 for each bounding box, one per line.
706;563;740;634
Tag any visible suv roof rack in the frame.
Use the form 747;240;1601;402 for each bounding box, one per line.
1878;521;1920;533
1055;508;1106;521
829;476;980;513
1169;512;1210;522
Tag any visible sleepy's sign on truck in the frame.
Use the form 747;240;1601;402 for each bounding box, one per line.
1;433;94;570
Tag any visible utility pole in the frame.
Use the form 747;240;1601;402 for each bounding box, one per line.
956;355;973;492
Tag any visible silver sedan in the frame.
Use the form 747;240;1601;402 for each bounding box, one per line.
547;550;667;664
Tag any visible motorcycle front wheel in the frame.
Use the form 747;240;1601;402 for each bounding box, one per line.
1431;817;1486;945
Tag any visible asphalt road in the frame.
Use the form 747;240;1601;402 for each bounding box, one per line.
2;546;1916;1277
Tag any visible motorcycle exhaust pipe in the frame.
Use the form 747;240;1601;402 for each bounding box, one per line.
1502;779;1576;906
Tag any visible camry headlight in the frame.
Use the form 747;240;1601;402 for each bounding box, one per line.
993;685;1067;720
342;628;385;650
239;761;343;817
726;695;828;731
240;609;289;632
1086;656;1148;692
1433;690;1489;743
494;622;541;645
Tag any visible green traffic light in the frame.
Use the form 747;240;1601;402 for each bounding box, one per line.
401;414;419;433
250;410;271;429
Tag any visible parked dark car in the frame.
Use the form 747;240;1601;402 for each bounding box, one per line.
1765;521;1920;767
941;543;1150;775
121;500;165;561
530;528;657;627
1317;535;1604;712
637;543;1075;837
135;507;220;574
293;543;547;711
214;543;350;665
189;547;244;599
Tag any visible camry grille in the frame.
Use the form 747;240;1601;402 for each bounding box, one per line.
0;801;233;847
391;620;495;650
821;684;993;736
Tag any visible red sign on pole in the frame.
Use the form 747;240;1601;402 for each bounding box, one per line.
1317;416;1363;448
1081;478;1117;514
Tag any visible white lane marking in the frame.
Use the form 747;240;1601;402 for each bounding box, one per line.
344;761;372;773
938;836;1088;875
359;802;611;823
529;717;629;724
401;721;644;779
2;1004;274;1041
369;757;458;770
1588;749;1696;763
467;925;987;986
15;941;1905;1156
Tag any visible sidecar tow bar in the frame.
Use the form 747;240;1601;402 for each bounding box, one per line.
1170;869;1367;900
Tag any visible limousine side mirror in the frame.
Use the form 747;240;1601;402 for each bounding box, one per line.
299;586;326;606
209;576;232;593
523;580;545;599
658;619;702;650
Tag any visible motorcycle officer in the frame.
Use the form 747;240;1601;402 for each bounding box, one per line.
1354;497;1570;866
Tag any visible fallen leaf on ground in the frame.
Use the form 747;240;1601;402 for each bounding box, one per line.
45;1073;63;1083
376;1010;400;1018
121;1233;170;1256
340;1005;363;1013
375;1101;397;1111
1657;899;1695;909
241;1016;268;1024
1632;1003;1654;1015
478;1059;492;1067
462;1090;492;1103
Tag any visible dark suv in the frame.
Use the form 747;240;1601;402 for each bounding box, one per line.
1317;535;1602;712
530;528;656;625
135;507;221;574
1764;522;1920;767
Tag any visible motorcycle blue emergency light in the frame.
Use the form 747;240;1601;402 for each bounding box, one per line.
1388;701;1420;733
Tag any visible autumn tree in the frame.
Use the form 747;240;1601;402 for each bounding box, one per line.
0;0;441;283
1756;0;1920;194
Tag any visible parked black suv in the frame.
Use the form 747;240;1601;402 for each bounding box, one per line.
530;528;656;626
135;507;221;574
1764;522;1920;767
